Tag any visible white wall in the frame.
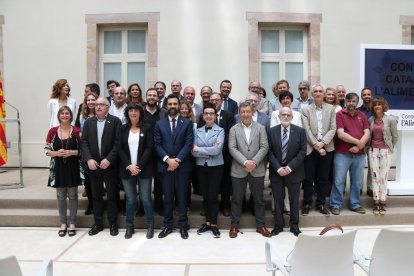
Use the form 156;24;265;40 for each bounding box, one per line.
0;0;412;166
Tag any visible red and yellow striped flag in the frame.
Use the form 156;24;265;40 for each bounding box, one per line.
0;72;7;166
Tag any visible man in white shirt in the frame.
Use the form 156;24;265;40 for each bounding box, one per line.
109;86;127;124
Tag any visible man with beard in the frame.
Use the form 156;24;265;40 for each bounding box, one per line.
154;94;194;239
143;88;168;215
330;92;370;215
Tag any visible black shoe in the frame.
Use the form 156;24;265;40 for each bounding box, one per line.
58;229;67;237
146;225;154;239
211;226;221;238
290;227;302;237
317;205;330;216
301;205;310;216
271;227;283;236
179;227;189;239
158;227;172;238
110;225;119;236
84;207;93;215
88;224;103;236
197;223;211;234
125;225;135;239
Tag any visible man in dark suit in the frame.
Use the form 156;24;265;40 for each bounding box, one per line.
155;81;168;110
268;106;307;236
170;80;184;101
220;80;238;117
81;97;122;236
106;80;120;106
154;94;194;239
183;86;202;120
198;92;235;216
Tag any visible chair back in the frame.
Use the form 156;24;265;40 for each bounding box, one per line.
288;230;357;276
369;229;414;276
0;256;23;276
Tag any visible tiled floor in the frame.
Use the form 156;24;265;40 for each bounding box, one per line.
1;225;413;276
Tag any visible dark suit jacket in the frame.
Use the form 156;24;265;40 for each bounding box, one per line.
118;123;154;179
223;97;238;117
81;114;122;169
268;124;307;183
154;116;194;173
198;109;235;156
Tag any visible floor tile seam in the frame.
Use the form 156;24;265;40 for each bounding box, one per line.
54;231;88;261
32;260;265;266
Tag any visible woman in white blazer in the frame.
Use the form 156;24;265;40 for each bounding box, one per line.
47;79;76;128
192;103;224;238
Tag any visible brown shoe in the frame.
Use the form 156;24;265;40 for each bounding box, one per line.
256;227;272;238
222;208;230;217
229;227;239;238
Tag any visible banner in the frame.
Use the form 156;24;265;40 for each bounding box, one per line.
360;44;414;130
0;72;6;166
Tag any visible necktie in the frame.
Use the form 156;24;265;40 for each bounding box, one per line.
216;113;220;125
158;100;162;108
282;128;288;163
223;98;228;111
171;118;176;135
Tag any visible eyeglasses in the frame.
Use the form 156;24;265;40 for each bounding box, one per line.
95;103;108;107
203;112;216;116
299;87;308;91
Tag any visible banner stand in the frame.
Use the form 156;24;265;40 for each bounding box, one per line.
388;130;414;195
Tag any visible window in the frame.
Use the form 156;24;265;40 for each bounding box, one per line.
400;15;414;45
246;12;322;98
85;13;159;96
100;27;147;96
260;27;308;97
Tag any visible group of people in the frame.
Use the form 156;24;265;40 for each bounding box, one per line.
45;77;398;240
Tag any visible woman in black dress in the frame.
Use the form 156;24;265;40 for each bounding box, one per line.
45;106;83;237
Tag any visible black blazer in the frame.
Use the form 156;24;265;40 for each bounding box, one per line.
118;123;154;179
268;124;307;183
81;114;122;169
226;97;238;117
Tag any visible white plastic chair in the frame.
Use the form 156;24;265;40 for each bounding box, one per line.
0;256;53;276
265;230;357;276
354;228;414;276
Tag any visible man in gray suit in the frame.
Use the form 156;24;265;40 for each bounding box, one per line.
228;102;271;238
300;84;336;216
268;107;307;236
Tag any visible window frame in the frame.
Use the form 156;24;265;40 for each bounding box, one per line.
85;13;159;91
99;26;148;92
400;15;414;45
246;12;322;86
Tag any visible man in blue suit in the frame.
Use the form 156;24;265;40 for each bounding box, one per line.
154;94;194;239
220;80;238;117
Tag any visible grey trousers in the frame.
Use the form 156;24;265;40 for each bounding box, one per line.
231;174;265;227
56;187;78;225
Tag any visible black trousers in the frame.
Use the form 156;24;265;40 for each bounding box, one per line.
303;150;333;206
89;168;119;226
271;176;300;229
197;164;223;225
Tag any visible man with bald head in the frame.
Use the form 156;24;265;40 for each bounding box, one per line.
268;106;307;236
200;86;213;106
183;86;202;119
109;86;127;124
171;80;184;100
249;81;270;115
82;97;122;236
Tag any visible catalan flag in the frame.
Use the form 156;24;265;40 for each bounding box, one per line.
0;72;7;166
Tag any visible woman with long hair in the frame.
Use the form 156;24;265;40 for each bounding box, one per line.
126;83;144;105
47;79;76;128
45;106;83;237
324;87;342;113
368;97;398;215
118;103;155;239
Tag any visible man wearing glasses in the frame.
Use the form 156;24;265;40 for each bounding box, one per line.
297;80;314;111
81;97;122;236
